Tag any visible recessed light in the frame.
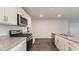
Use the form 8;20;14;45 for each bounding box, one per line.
57;14;61;18
40;14;44;18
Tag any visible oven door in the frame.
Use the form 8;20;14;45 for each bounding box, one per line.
27;38;32;51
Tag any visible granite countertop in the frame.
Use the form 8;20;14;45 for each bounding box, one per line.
0;36;26;51
56;34;79;44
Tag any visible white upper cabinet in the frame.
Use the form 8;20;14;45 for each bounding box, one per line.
0;7;32;27
24;12;31;27
17;7;32;27
17;7;23;15
4;7;17;25
17;7;25;17
0;7;17;25
0;8;4;23
27;16;31;27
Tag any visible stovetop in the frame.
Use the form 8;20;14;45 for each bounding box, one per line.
9;30;32;37
10;33;32;37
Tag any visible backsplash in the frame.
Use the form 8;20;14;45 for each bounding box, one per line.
0;24;27;36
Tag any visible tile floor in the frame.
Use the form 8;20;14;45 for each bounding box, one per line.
31;39;59;51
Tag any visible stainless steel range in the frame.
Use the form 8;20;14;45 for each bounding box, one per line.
9;30;33;51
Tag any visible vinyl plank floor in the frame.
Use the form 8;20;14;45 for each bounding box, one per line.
31;39;58;51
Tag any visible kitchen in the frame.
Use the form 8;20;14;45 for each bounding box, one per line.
0;7;79;51
0;7;33;51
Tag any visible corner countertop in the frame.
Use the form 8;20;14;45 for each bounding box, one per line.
56;34;79;44
0;36;26;51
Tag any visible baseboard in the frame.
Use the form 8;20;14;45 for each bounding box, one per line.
35;38;51;39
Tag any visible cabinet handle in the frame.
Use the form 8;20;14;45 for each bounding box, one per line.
68;42;71;45
68;47;72;51
6;16;8;22
23;14;24;16
57;39;59;42
3;16;6;20
3;16;8;22
68;42;73;46
7;17;8;20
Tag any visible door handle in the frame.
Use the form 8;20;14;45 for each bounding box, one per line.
68;47;72;51
57;39;59;42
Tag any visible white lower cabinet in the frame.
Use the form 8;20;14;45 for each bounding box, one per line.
55;36;68;51
4;7;17;25
68;45;79;51
55;36;60;50
55;35;79;51
68;41;79;51
9;40;26;51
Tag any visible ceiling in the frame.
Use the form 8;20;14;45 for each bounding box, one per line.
23;7;79;19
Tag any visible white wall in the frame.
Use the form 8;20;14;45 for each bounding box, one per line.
32;19;68;38
0;24;27;36
69;19;79;37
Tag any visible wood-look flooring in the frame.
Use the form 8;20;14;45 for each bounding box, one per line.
31;39;59;51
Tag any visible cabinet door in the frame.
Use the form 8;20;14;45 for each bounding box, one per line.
55;36;61;50
17;7;23;16
55;35;69;51
0;8;4;23
56;38;65;51
55;37;59;49
58;38;65;51
59;38;68;51
27;17;31;27
68;46;79;51
68;41;79;51
4;7;17;25
17;7;32;27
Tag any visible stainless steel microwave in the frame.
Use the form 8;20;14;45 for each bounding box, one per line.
17;14;27;26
